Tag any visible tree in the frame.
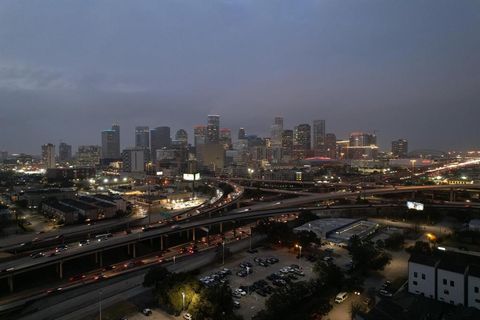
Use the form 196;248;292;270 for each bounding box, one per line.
143;266;170;288
348;237;391;274
406;241;433;255
313;261;344;291
295;230;320;248
384;233;405;251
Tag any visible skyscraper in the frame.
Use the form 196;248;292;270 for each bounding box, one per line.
101;124;121;160
194;125;207;147
135;126;150;149
175;129;188;147
392;139;408;158
325;133;337;159
58;142;72;162
270;117;284;146
207;115;220;144
238;128;246;140
312;120;326;154
293;124;311;160
347;132;378;160
220;128;232;150
150;126;171;162
282;130;294;156
41;143;56;169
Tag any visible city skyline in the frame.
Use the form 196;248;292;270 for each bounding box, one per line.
0;1;479;153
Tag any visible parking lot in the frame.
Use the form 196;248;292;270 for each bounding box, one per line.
198;246;316;320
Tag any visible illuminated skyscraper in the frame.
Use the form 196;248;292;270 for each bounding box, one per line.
58;142;72;162
41;143;56;169
392;139;408;158
238;128;246;140
194;125;207;147
207;115;220;144
270;117;284;146
312;119;326;155
101;124;121;159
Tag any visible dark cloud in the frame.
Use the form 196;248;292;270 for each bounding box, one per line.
0;0;479;154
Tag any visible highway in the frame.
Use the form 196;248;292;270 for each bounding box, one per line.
2;183;479;279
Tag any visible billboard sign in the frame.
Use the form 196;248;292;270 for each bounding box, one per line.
183;173;201;181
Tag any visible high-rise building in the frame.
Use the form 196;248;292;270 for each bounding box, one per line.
76;145;101;167
220;128;232;150
346;132;378;160
282;130;294;157
392;139;408;158
194;125;207;147
174;129;188;147
122;148;148;172
41;143;56;169
150;126;171;162
324;133;337;159
270;117;284;146
101;124;120;160
238;128;246;140
58;142;72;162
293;124;311;160
135;126;150;149
207;115;220;144
312;120;326;154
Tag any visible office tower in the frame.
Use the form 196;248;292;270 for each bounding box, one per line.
194;125;207;147
101;124;120;159
150;126;171;162
392;139;408;158
220;128;232;150
312;119;326;154
238;127;246;140
324;133;337;159
347;132;378;160
76;145;101;167
293;124;311;160
135;126;150;149
207;115;220;144
41;143;56;169
270;117;284;146
282;130;294;156
122;148;148;172
0;151;7;162
58;142;72;162
175;129;188;147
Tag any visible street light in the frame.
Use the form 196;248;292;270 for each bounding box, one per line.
182;291;186;310
222;241;225;265
295;244;302;258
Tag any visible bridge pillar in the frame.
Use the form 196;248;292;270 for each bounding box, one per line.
99;252;103;267
59;261;63;279
411;191;416;200
7;275;13;293
127;243;131;255
132;244;136;258
219;222;223;233
450;189;455;202
150;238;154;246
236;202;241;209
160;236;164;251
192;228;196;242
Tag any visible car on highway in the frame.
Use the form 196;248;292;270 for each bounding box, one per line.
69;274;86;282
79;240;90;246
30;251;45;259
56;244;68;252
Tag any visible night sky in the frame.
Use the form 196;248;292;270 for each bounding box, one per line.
0;0;479;154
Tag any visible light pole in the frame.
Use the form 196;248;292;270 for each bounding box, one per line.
249;227;253;251
181;291;186;311
295;244;302;258
222;241;226;264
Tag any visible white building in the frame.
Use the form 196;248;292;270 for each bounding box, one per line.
467;266;480;309
122;148;148;172
436;260;466;306
408;255;439;299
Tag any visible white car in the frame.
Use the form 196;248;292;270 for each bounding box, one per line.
183;313;192;320
335;292;348;303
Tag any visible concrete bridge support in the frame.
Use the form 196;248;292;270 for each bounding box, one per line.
450;189;456;202
7;275;13;293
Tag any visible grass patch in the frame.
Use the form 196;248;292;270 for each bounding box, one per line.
94;301;138;320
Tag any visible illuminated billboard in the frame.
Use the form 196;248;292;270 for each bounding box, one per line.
407;201;424;211
183;173;201;181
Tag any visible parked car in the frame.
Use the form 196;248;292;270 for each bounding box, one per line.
335;292;348;303
142;308;152;316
